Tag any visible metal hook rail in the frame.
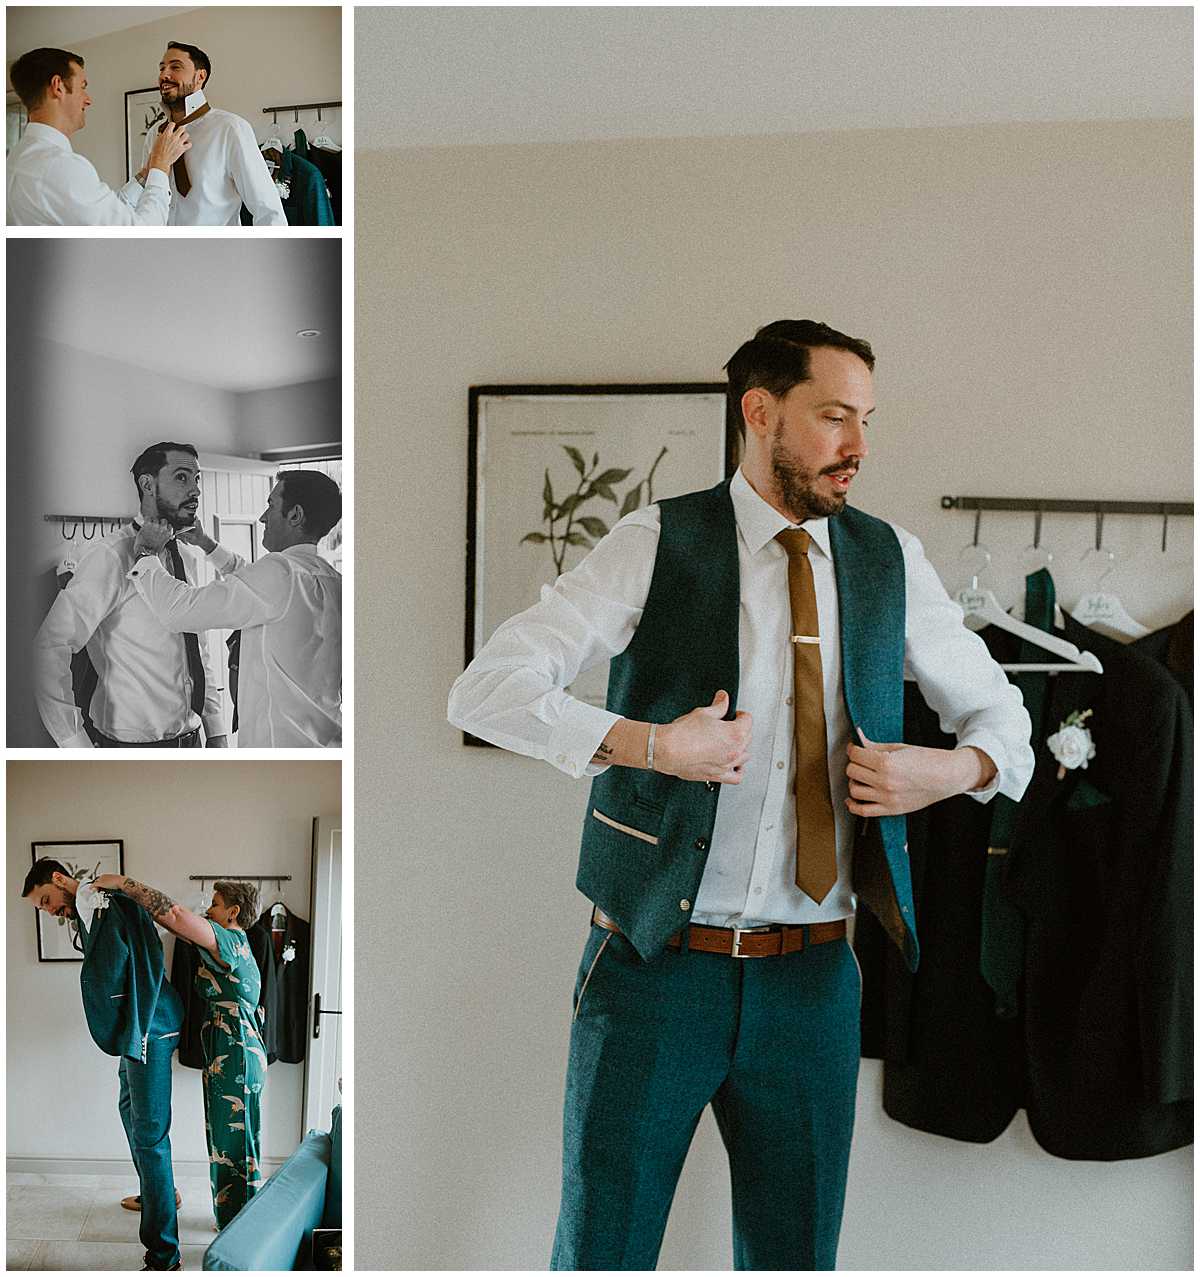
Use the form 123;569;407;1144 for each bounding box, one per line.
188;874;292;882
941;496;1194;553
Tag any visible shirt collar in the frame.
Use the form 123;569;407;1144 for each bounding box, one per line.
183;88;208;116
730;467;832;560
23;121;73;150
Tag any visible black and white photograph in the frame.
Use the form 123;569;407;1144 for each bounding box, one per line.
6;6;342;226
6;239;343;749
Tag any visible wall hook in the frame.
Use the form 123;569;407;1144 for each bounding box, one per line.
1093;510;1104;552
972;507;982;548
81;520;96;540
1032;506;1043;549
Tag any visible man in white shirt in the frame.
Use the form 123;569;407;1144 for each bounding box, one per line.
6;47;191;226
127;42;285;226
449;321;1035;1270
128;471;342;747
34;442;228;749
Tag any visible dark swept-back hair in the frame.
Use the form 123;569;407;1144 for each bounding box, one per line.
130;442;198;498
276;471;342;540
22;858;69;897
9;48;84;110
165;41;212;87
724;319;875;436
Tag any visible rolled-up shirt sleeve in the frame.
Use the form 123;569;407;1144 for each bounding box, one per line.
899;529;1036;802
448;509;660;778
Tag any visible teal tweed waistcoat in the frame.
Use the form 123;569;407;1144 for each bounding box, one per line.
576;478;918;970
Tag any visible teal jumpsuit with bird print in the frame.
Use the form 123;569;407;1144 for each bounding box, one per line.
196;922;268;1228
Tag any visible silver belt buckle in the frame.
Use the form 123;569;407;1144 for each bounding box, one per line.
730;926;768;957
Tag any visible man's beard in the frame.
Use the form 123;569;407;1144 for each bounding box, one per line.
160;76;198;107
770;429;856;522
156;493;198;531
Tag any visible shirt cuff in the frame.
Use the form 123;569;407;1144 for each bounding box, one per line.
957;730;1010;802
202;714;227;740
59;729;95;749
144;168;168;190
208;544;238;574
127;555;166;582
547;703;622;779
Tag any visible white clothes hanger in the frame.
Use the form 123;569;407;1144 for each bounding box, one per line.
311;104;340;151
1068;514;1149;640
953;511;1102;674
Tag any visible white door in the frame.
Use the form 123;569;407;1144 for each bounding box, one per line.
303;814;342;1131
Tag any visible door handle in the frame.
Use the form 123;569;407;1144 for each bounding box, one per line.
312;990;343;1040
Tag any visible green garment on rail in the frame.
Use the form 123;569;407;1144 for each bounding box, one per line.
197;922;268;1229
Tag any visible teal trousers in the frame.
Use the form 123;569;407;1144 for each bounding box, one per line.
551;924;861;1271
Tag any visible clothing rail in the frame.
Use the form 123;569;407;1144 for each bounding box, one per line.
940;497;1193;515
45;514;134;523
941;496;1194;552
261;100;341;116
189;874;292;882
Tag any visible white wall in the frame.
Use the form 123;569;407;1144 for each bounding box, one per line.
356;118;1192;1270
6;760;340;1172
7;7;342;189
5;322;340;744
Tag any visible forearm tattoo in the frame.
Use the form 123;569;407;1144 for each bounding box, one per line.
121;878;176;920
591;740;615;765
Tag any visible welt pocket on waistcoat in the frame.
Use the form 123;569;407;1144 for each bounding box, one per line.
631;793;665;815
110;994;126;999
592;806;659;846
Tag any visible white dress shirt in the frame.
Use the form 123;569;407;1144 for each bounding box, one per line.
127;542;342;747
134;91;285;226
34;523;226;748
449;468;1035;927
6;122;170;226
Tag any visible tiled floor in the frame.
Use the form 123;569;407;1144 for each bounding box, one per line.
7;1174;214;1271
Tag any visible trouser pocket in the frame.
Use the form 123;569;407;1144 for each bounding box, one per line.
572;927;612;1022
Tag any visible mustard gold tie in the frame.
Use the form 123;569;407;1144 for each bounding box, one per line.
777;528;838;903
159;101;210;197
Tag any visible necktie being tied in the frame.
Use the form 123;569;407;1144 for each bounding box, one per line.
158;102;211;197
164;539;207;716
777;528;838;902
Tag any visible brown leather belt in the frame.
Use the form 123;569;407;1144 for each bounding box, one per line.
592;906;846;958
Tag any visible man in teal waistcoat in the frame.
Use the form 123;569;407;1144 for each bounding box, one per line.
450;320;1034;1269
23;859;184;1271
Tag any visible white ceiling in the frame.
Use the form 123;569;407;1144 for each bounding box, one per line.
22;240;340;393
359;5;1192;151
6;7;200;55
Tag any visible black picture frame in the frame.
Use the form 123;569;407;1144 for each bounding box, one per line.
124;87;165;182
30;839;125;962
463;383;737;747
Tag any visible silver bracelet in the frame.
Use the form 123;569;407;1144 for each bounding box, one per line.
646;723;657;771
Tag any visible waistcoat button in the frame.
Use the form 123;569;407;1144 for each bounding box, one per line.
694;837;708;851
679;899;691;911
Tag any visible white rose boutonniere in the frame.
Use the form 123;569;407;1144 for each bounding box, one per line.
282;941;296;963
1047;708;1096;780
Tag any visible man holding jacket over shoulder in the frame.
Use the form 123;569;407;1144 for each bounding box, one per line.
449;320;1035;1269
23;860;184;1272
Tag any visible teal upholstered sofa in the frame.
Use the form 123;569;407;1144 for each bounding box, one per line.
203;1107;342;1271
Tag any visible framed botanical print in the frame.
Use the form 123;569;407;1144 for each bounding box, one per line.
30;840;124;962
463;383;736;744
124;87;165;181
